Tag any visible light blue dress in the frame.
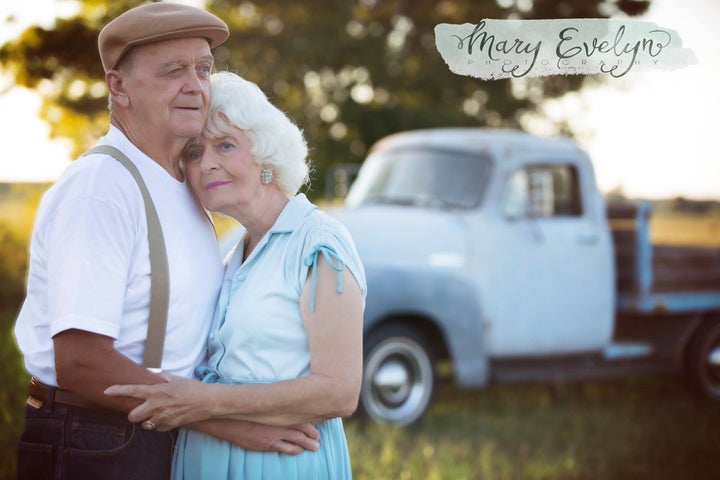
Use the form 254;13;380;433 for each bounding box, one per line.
172;194;367;480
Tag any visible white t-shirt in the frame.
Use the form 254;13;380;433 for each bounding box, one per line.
14;126;224;386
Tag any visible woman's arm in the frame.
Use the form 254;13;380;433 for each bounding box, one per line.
105;256;364;428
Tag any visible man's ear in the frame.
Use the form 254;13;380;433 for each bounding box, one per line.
106;70;129;107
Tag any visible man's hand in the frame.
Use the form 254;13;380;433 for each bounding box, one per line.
190;419;321;455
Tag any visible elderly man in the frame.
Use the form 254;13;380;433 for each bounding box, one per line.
14;4;317;479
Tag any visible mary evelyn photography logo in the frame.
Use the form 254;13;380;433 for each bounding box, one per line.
435;18;697;79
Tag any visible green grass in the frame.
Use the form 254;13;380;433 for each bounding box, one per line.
345;376;720;480
3;324;720;480
0;308;29;480
2;202;719;479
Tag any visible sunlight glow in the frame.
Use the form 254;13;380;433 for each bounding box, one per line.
0;0;717;200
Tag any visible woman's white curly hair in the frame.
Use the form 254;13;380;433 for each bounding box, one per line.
203;71;310;197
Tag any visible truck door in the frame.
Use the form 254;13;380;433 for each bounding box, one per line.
488;161;614;356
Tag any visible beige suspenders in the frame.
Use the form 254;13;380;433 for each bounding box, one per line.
83;145;169;369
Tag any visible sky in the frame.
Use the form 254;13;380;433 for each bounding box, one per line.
0;0;718;200
539;0;720;201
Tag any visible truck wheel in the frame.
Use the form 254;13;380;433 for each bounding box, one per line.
360;324;435;425
687;320;720;400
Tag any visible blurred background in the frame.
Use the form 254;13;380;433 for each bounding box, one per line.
1;1;718;479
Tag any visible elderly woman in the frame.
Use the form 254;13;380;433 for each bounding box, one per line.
106;71;366;479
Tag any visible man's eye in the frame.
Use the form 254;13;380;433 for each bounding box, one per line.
198;64;212;76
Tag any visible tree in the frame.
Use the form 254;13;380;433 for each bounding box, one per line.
0;0;650;198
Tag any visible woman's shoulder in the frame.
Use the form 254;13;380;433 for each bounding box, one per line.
296;206;354;244
296;207;363;269
284;202;367;297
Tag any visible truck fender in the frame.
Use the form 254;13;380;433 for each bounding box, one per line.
363;264;490;388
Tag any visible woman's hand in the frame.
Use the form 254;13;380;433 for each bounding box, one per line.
104;376;214;431
192;419;321;454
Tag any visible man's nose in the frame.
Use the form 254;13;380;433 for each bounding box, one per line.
183;69;206;93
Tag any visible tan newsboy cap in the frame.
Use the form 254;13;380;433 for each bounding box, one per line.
98;2;229;72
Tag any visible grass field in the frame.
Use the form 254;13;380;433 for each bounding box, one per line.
346;375;720;480
0;198;718;479
2;304;719;480
0;309;29;480
650;212;720;247
2;190;720;247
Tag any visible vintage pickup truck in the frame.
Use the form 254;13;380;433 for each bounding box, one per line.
218;128;720;425
320;128;720;425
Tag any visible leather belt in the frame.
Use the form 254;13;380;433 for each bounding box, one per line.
27;377;117;414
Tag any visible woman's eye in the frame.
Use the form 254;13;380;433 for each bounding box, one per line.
219;142;235;152
186;148;203;161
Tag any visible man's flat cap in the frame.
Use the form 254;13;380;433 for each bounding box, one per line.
98;2;229;72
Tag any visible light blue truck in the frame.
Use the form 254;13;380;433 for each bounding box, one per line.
221;128;720;425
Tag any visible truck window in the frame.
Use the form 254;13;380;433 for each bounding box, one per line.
503;164;583;218
345;148;492;209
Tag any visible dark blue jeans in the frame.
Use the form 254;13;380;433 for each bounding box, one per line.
17;399;175;480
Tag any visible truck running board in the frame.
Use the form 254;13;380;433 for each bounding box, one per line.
489;349;675;385
602;342;653;360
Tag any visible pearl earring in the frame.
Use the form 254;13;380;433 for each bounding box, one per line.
260;167;273;185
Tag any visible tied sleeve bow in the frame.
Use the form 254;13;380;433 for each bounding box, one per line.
303;243;346;312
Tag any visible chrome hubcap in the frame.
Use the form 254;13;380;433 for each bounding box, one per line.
373;359;411;406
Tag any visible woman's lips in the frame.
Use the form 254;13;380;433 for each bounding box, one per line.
206;180;231;190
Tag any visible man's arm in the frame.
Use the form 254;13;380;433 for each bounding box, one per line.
53;329;162;412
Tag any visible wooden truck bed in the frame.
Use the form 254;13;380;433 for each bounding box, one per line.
608;201;720;313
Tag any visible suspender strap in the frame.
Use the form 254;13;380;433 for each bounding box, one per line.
83;145;169;369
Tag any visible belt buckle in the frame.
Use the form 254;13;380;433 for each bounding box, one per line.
26;395;43;409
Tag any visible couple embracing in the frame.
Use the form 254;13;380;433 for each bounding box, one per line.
14;3;366;479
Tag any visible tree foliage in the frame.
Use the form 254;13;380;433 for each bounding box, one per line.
0;0;650;198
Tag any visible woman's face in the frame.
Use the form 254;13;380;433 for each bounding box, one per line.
184;128;262;217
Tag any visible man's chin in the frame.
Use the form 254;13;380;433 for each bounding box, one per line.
172;111;206;135
174;122;205;139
